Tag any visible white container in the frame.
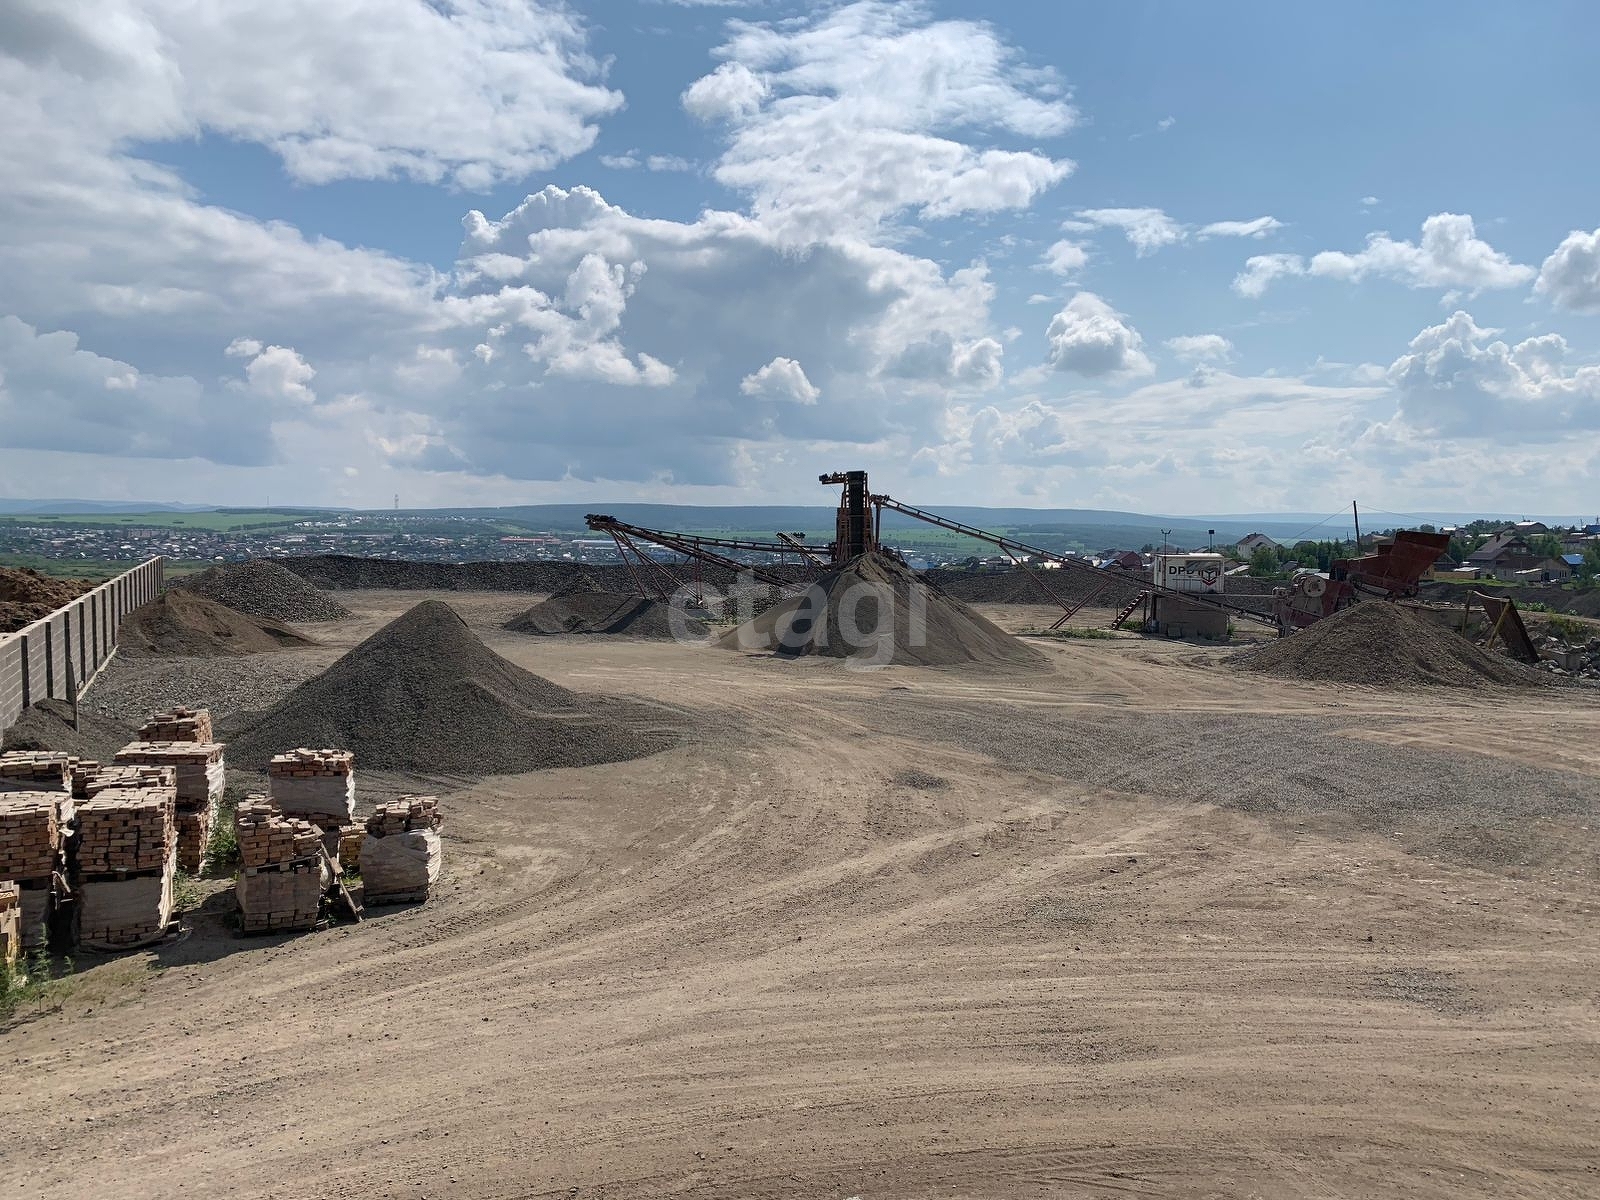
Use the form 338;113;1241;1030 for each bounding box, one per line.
1154;553;1226;594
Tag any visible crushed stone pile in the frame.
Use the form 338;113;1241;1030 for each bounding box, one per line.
280;554;819;595
228;600;678;774
721;552;1044;668
506;589;708;640
116;589;315;658
1233;600;1548;689
178;560;350;622
2;699;132;763
0;567;99;633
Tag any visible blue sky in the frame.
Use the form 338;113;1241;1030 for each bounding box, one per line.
1;0;1597;517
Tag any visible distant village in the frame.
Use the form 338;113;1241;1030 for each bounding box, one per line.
2;510;1598;586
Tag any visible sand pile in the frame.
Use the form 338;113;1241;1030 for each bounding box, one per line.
1234;600;1547;689
721;552;1043;668
0;567;98;633
117;590;315;658
228;600;677;774
179;560;350;622
506;590;708;640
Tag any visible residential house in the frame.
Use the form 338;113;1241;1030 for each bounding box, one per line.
1235;532;1279;557
1100;550;1144;571
1465;533;1569;583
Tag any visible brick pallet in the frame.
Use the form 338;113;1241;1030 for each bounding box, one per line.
0;881;19;969
236;857;328;934
235;797;323;869
0;751;74;794
137;706;213;744
361;796;443;905
114;743;223;876
0;792;64;881
77;787;175;875
338;823;365;872
267;748;355;825
79;846;176;950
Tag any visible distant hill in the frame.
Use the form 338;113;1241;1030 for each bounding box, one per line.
0;498;219;514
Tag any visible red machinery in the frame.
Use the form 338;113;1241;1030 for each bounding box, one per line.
1270;530;1450;631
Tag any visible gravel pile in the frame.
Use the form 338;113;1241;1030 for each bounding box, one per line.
87;653;326;730
1;698;134;762
178;560;350;622
1232;600;1547;689
924;566;1277;614
117;589;315;658
228;600;680;775
721;552;1044;668
0;567;98;633
506;590;709;640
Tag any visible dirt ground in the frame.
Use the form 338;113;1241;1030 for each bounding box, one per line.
4;590;1598;1199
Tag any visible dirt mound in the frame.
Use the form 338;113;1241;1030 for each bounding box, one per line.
2;698;131;763
0;567;98;633
228;600;678;774
179;559;350;622
1233;600;1548;689
506;590;708;640
117;590;315;658
720;552;1044;668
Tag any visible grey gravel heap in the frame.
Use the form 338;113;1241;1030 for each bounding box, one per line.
178;560;350;622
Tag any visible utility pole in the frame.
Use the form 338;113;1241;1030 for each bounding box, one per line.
1352;501;1362;547
1161;528;1172;554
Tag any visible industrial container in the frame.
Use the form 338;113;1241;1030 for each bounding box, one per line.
1153;553;1226;594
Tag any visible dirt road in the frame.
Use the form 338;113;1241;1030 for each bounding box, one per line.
4;591;1597;1198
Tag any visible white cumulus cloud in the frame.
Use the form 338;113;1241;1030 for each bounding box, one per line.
740;356;820;404
1536;227;1600;312
1197;216;1282;240
1045;292;1153;378
1041;239;1089;277
1233;253;1307;298
1165;334;1233;363
1072;208;1282;255
1309;213;1534;295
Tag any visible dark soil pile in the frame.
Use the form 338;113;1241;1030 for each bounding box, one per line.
2;698;131;762
0;568;98;633
228;600;678;774
281;555;819;594
178;560;350;622
1233;600;1548;689
117;590;315;658
720;552;1044;669
506;590;708;640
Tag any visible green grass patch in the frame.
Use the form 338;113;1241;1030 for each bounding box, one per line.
0;950;75;1024
1019;626;1120;640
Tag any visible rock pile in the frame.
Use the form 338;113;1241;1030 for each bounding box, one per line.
1234;601;1548;689
1536;635;1600;682
0;750;73;793
505;590;708;640
178;560;350;622
721;552;1045;669
362;796;443;905
138;706;213;743
117;590;315;658
230;601;679;775
113;742;226;873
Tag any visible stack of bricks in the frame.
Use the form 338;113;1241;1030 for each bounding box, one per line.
0;881;19;969
0;793;62;883
114;742;225;875
77;788;175;875
338;824;366;872
0;751;74;794
234;796;327;934
267;749;356;826
137;706;213;744
73;763;177;800
361;795;443;905
235;797;323;869
366;795;442;836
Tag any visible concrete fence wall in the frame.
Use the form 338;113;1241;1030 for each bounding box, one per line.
0;558;165;739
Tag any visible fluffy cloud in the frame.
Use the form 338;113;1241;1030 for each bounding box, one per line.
1382;310;1600;437
1238;213;1533;299
1041;239;1088;276
1045;292;1153;377
1536;227;1600;312
740;356;820;404
1165;334;1233;363
682;1;1076;239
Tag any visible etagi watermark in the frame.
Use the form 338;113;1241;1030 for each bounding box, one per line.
664;570;928;669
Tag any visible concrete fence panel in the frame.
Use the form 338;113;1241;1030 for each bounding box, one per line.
0;557;165;739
